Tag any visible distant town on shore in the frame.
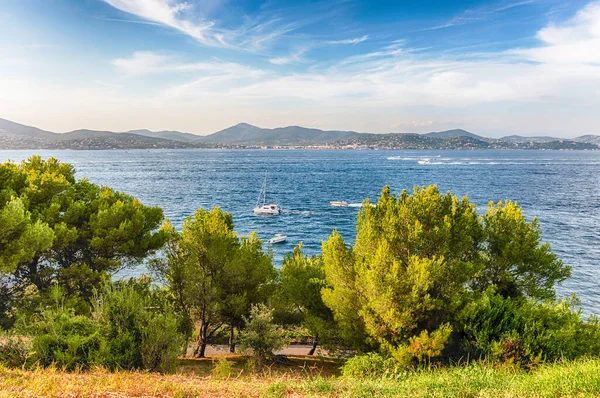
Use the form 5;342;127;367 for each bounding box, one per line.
1;117;598;151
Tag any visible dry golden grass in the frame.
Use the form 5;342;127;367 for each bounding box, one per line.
0;355;339;398
2;356;600;398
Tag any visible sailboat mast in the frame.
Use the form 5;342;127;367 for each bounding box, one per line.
263;171;268;205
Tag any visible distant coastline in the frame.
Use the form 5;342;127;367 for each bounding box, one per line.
1;117;598;151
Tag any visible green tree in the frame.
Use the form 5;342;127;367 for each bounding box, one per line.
321;186;570;363
0;197;53;275
478;200;570;300
219;232;277;352
0;157;166;318
239;304;285;365
279;243;334;355
153;208;276;358
321;230;370;351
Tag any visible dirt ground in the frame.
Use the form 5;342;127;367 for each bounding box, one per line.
194;344;329;357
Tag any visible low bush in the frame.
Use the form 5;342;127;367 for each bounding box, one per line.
9;280;183;373
0;333;31;368
342;352;406;379
211;356;233;379
141;314;183;372
24;308;103;370
461;290;600;367
239;304;286;364
94;281;183;372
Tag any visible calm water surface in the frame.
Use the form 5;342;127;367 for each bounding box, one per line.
2;149;599;315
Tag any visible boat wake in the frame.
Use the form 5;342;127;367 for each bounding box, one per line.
284;210;315;215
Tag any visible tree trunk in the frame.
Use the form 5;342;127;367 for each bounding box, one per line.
195;320;208;358
228;325;236;353
308;334;318;356
199;342;207;358
194;336;207;358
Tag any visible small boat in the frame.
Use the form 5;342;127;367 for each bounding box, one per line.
418;158;431;164
254;204;282;215
268;234;287;244
330;201;349;207
254;171;282;215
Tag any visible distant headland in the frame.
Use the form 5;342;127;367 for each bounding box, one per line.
1;118;598;150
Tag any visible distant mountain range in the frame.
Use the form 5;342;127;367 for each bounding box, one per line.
0;118;597;150
203;123;360;145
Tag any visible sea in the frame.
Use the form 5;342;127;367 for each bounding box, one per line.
1;149;599;316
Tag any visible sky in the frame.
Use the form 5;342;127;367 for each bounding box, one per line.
0;0;599;137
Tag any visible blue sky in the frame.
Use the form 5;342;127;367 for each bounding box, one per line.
0;0;599;137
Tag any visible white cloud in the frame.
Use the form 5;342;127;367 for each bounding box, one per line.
422;0;537;31
326;35;369;45
113;51;266;79
514;2;600;64
103;0;225;47
268;50;307;65
113;51;170;75
102;0;297;52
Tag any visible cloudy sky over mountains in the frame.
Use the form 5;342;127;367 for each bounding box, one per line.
0;0;599;136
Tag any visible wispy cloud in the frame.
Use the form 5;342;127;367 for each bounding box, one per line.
113;51;266;78
102;0;301;52
326;35;369;45
103;0;226;47
422;0;538;31
141;2;600;113
96;17;162;26
269;51;307;65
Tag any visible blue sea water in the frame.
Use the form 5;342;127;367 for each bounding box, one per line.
1;149;599;315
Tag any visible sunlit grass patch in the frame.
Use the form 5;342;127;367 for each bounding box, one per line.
1;357;600;397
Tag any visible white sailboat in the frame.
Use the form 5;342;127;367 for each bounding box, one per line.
253;171;282;215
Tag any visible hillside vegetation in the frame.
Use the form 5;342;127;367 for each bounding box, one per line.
1;117;598;149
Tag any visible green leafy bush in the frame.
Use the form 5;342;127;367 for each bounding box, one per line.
342;352;406;378
461;290;600;366
25;308;102;370
211;356;233;379
11;280;183;373
141;314;183;372
239;304;285;364
94;281;183;372
516;297;600;362
0;333;32;368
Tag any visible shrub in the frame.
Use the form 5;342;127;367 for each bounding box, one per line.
211;356;233;379
461;291;600;366
239;304;285;364
460;288;520;356
517;297;600;362
243;356;258;374
94;281;183;372
25;308;103;370
10;280;184;373
94;283;146;370
342;352;405;378
141;314;183;372
0;333;32;368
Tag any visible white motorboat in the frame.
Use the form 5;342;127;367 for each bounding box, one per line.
330;201;349;207
268;234;287;244
253;171;282;215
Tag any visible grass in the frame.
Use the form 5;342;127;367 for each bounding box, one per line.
1;356;600;397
